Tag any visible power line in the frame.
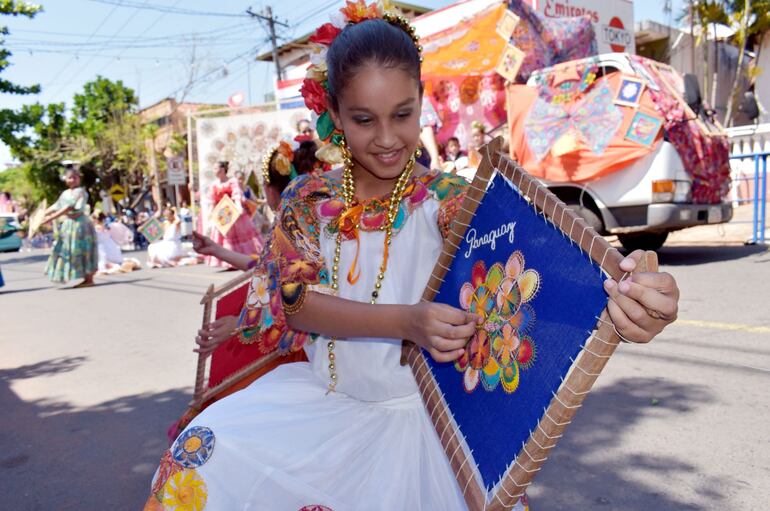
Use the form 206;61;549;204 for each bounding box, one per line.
9;22;254;41
39;0;121;93
86;0;248;18
45;0;152;102
247;6;289;81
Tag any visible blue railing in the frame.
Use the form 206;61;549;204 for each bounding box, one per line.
729;152;768;244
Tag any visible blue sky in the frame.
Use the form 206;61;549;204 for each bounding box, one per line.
1;0;684;166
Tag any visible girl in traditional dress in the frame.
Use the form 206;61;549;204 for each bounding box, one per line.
192;140;318;349
93;212;141;274
205;161;263;268
145;9;680;511
42;167;98;287
147;207;194;268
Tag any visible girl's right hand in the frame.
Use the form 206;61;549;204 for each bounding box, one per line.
405;303;481;363
192;231;218;256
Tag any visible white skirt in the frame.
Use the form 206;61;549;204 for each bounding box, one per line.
147;240;183;265
165;362;479;511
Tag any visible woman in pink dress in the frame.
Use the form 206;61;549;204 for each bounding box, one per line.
205;161;263;268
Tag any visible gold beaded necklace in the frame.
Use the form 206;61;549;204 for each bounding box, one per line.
326;140;416;393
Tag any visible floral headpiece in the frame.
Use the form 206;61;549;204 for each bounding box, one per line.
300;0;422;164
261;141;295;184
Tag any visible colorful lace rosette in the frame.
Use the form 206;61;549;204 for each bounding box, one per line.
300;0;422;164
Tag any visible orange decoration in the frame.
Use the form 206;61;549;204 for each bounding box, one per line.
340;0;379;23
421;3;508;80
506;71;662;183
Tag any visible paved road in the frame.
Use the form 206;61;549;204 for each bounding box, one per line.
1;244;768;510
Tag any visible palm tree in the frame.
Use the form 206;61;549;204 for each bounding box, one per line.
724;0;770;125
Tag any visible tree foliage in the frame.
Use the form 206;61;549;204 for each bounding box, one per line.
0;1;42;157
4;77;150;204
0;0;41;95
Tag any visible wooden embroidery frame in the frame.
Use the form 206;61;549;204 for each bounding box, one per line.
403;137;658;510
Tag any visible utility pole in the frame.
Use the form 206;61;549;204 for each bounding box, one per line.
246;6;289;82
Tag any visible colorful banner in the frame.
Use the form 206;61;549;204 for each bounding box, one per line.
194;108;308;232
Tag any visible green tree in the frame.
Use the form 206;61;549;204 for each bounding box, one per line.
0;1;42;150
66;76;147;195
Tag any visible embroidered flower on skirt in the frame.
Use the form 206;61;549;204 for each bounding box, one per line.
162;469;208;511
172;426;216;469
151;450;183;500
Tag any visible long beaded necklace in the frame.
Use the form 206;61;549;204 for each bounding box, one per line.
326;140;416;394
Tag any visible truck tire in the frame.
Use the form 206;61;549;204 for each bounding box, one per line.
565;203;604;234
617;232;669;252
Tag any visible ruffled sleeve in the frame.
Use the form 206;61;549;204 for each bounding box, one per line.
427;172;468;239
236;175;330;352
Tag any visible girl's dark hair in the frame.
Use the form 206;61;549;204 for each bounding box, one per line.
267;140;319;194
326;18;421;110
293;140;319;176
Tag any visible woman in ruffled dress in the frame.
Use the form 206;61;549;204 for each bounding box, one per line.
144;7;680;511
42;167;98;288
205;161;263;268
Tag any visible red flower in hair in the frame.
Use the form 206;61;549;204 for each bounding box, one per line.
309;23;341;45
300;78;327;115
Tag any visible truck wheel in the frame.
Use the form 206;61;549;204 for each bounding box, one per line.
565;203;604;234
617;232;669;252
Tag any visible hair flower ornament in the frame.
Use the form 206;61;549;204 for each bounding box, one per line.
300;0;422;164
262;141;296;184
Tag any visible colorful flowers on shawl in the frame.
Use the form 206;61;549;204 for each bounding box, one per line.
314;170;465;237
455;251;540;393
161;469;208;511
172;426;216;469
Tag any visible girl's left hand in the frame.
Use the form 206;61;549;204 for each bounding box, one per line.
603;250;679;343
194;315;239;355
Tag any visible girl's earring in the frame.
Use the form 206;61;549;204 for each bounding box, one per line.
414;147;422;159
339;135;353;166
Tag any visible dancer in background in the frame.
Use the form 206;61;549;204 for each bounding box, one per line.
193;139;318;351
147;207;197;268
92;212;140;274
41;167;98;288
205;161;263;268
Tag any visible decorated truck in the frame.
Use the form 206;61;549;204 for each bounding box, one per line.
506;52;733;251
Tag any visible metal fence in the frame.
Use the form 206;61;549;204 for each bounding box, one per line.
727;124;769;244
728;152;767;244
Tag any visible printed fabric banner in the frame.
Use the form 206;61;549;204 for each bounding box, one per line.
195;108;308;232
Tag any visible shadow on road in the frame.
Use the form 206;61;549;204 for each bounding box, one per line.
530;377;719;510
0;286;54;295
0;357;191;510
656;245;767;266
0;358;723;510
0;253;50;265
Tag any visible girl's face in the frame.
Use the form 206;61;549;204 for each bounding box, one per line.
65;171;80;188
330;65;422;181
216;165;227;180
164;209;174;221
